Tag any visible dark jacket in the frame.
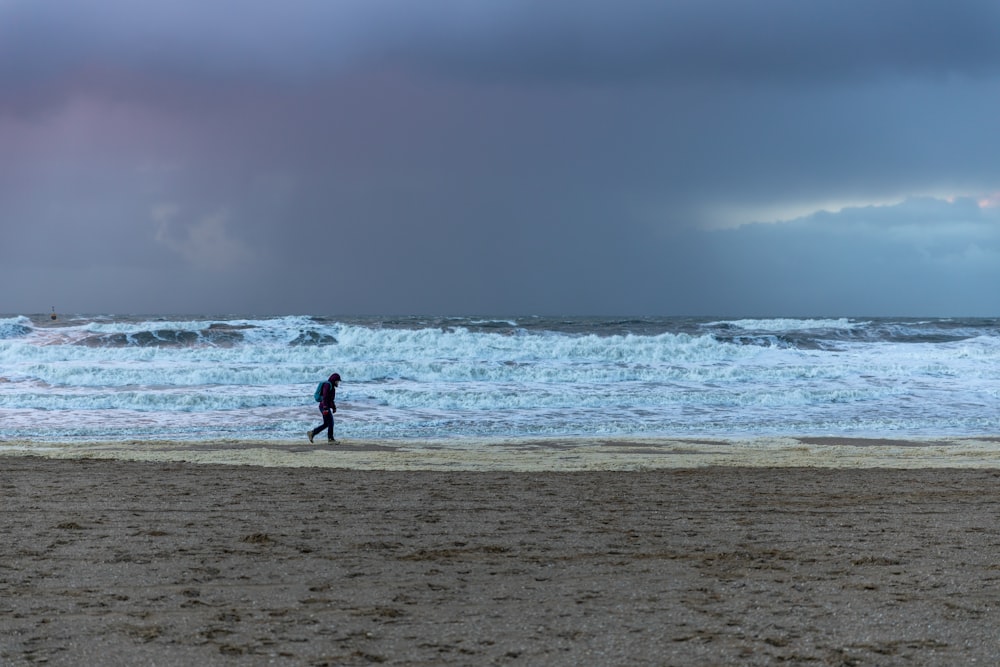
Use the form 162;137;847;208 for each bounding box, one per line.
320;381;337;411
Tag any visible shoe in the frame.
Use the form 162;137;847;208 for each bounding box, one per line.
307;430;314;443
328;439;338;444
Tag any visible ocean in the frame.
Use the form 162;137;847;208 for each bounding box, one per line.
2;314;999;467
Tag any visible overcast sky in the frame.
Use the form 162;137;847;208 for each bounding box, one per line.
3;0;1000;316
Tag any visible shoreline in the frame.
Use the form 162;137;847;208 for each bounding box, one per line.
3;458;1000;665
3;435;1000;470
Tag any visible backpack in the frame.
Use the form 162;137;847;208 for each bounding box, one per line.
313;381;330;402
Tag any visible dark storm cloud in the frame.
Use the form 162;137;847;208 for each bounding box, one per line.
5;1;1000;99
2;0;1000;315
404;0;1000;85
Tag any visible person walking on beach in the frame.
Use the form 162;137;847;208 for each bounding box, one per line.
308;373;341;443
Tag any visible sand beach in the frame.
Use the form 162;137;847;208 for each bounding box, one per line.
3;453;1000;665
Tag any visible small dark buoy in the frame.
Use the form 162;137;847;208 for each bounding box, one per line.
50;307;57;321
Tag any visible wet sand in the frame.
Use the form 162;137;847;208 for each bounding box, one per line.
3;457;1000;665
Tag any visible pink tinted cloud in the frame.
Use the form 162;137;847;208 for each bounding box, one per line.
977;192;1000;209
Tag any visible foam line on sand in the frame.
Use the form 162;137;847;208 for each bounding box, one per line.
4;435;1000;470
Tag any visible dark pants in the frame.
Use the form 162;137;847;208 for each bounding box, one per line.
311;408;334;441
